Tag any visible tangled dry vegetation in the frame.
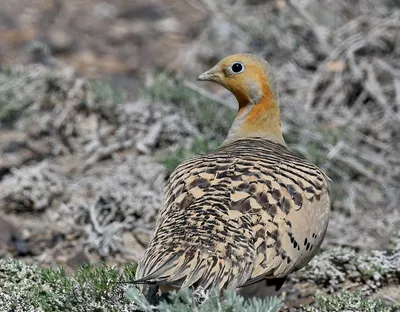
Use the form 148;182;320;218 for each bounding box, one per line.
0;63;201;265
0;0;399;311
294;243;400;295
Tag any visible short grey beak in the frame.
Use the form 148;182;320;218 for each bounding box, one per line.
197;71;212;81
197;65;220;82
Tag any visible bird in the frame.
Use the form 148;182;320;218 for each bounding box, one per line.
135;53;330;298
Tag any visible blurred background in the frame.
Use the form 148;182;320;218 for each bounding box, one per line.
0;0;399;310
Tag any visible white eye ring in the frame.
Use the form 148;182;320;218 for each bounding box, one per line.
229;62;245;74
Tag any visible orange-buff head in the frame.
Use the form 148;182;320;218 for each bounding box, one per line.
198;54;285;146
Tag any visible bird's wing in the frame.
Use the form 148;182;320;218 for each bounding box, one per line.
240;146;330;286
135;152;257;290
135;138;330;291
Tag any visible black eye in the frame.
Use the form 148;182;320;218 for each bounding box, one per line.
230;62;244;74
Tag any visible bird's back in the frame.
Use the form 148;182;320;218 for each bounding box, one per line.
136;138;330;291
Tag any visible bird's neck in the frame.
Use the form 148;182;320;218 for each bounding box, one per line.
224;85;286;146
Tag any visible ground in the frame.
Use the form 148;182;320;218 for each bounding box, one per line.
0;0;399;311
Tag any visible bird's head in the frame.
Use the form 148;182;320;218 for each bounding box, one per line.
197;54;285;145
197;53;277;108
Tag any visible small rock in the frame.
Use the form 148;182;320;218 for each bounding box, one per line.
47;232;66;248
122;231;145;259
93;2;118;18
11;232;30;256
0;215;17;253
66;250;90;269
108;21;148;43
154;17;180;33
134;231;151;247
48;29;73;53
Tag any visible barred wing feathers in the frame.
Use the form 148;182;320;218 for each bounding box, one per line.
135;138;330;290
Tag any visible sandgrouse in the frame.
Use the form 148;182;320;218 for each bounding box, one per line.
135;54;330;297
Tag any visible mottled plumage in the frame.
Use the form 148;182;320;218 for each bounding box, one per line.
135;54;330;295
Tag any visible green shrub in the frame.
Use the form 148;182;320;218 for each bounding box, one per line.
301;291;398;312
0;259;280;312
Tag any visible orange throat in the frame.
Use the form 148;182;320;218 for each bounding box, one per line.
224;92;285;146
